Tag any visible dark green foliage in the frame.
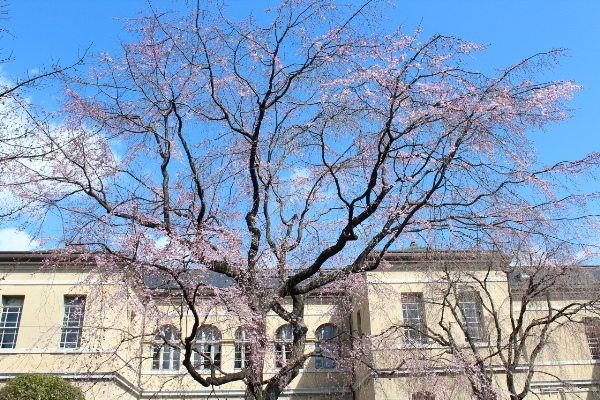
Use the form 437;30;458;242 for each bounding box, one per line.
0;374;85;400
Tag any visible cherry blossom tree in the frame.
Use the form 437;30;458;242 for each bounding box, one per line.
1;0;598;399
373;242;600;400
0;0;84;220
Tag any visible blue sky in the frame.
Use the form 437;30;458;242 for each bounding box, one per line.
1;0;599;250
3;0;599;162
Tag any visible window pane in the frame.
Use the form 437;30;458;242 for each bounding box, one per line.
235;328;247;341
235;345;243;369
162;346;172;370
214;346;221;367
275;343;285;368
172;348;180;370
285;344;292;363
3;312;20;326
276;325;293;341
245;347;252;368
0;332;16;349
203;344;212;368
152;345;161;370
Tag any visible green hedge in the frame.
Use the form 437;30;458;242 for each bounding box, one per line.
0;374;85;400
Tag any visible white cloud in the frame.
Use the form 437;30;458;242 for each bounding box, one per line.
0;228;39;251
0;70;120;219
155;236;169;249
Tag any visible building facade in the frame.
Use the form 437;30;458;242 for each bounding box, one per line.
0;250;599;399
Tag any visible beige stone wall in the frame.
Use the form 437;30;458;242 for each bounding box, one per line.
0;263;143;398
2;256;599;400
135;295;353;395
357;262;600;400
0;262;354;399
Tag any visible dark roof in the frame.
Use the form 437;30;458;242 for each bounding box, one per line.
143;269;233;290
509;266;600;299
0;251;93;266
0;251;55;263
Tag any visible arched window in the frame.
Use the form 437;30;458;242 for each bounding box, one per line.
194;325;221;369
234;327;252;369
275;325;293;368
315;324;338;369
152;326;180;371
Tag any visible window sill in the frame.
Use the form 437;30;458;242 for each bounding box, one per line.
142;370;185;375
142;369;223;375
0;348;109;354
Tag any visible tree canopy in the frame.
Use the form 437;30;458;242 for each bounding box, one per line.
0;374;85;400
0;1;598;399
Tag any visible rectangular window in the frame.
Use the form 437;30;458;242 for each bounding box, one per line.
459;292;484;342
59;296;85;349
401;293;427;343
234;342;251;369
584;317;600;360
275;342;292;368
0;296;24;349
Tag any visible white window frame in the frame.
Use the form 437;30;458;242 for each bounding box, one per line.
458;292;484;342
315;324;338;369
401;293;427;343
234;327;251;370
275;325;293;368
59;296;85;349
194;325;222;370
152;326;181;371
0;296;24;349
